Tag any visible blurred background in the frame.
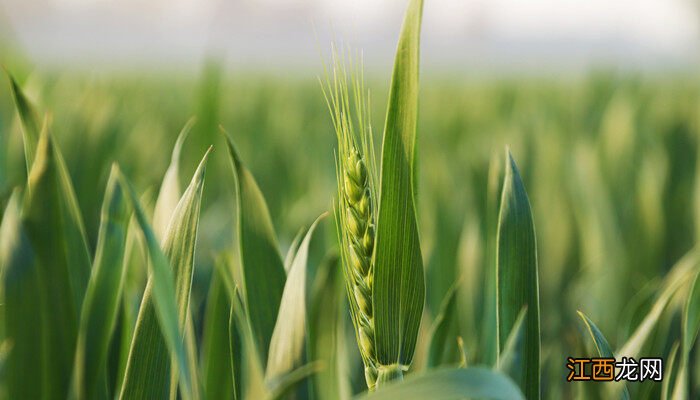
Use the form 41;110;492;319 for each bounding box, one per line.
2;0;700;398
1;0;699;72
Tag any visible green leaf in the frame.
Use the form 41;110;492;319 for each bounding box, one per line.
497;306;527;383
672;265;700;399
284;228;304;274
23;130;92;398
118;176;191;399
482;151;503;366
0;340;11;380
209;257;244;400
426;283;461;368
356;367;524;400
229;284;268;400
118;149;210;400
227;285;244;400
617;249;698;358
177;312;201;400
577;311;630;400
309;251;350;400
201;264;235;400
266;214;325;385
153;118;195;239
662;342;680;400
267;362;323;400
682;271;700;353
114;212;150;395
71;165;131;400
1;189;43;399
373;0;425;370
496;150;540;400
6;72;40;174
224;131;286;368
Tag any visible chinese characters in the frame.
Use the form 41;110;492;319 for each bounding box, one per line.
566;357;663;382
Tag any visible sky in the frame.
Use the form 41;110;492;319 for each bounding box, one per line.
1;0;699;72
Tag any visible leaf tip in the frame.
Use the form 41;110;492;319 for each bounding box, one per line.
109;162;121;176
222;128;243;170
191;146;213;187
172;118;197;161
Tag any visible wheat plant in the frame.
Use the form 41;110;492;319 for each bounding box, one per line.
327;0;426;390
5;0;700;399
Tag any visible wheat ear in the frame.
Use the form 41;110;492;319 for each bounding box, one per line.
322;46;380;390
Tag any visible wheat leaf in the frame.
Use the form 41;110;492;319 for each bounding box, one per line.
153;118;196;239
224;130;286;368
201;263;235;399
495;150;540;400
118;148;210;400
6;72;40;174
1;189;43;399
577;311;630;400
71;165;130;400
356;367;524;400
23;129;92;398
266;214;326;383
373;0;425;369
426;283;461;368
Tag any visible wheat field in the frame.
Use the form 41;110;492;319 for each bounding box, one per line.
1;0;700;399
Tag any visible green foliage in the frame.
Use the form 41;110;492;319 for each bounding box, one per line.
266;215;325;385
426;284;461;368
24;130;92;399
7;73;40;174
225;132;287;370
119;148;210;399
2;2;700;399
372;0;425;374
1;190;42;400
201;265;235;400
71;166;130;400
496;151;540;400
577;311;630;400
357;367;524;400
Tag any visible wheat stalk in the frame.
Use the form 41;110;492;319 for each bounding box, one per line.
322;47;380;390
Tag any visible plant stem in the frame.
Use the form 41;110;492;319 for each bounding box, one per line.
375;364;404;388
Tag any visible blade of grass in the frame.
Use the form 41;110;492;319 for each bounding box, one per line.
174;311;201;400
482;150;503;366
266;214;326;395
496;150;540;400
1;189;43;399
118;148;210;400
71;165;131;400
267;362;323;400
233;283;268;400
201;263;234;400
23;128;92;398
0;340;11;380
426;283;461;368
672;268;700;399
228;285;244;400
617;249;699;358
662;342;680;400
577;311;630;400
6;72;40;174
497;307;527;382
284;228;304;274
153;118;195;239
310;251;350;400
224;130;286;368
373;0;426;376
356;367;524;400
114;212;149;395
